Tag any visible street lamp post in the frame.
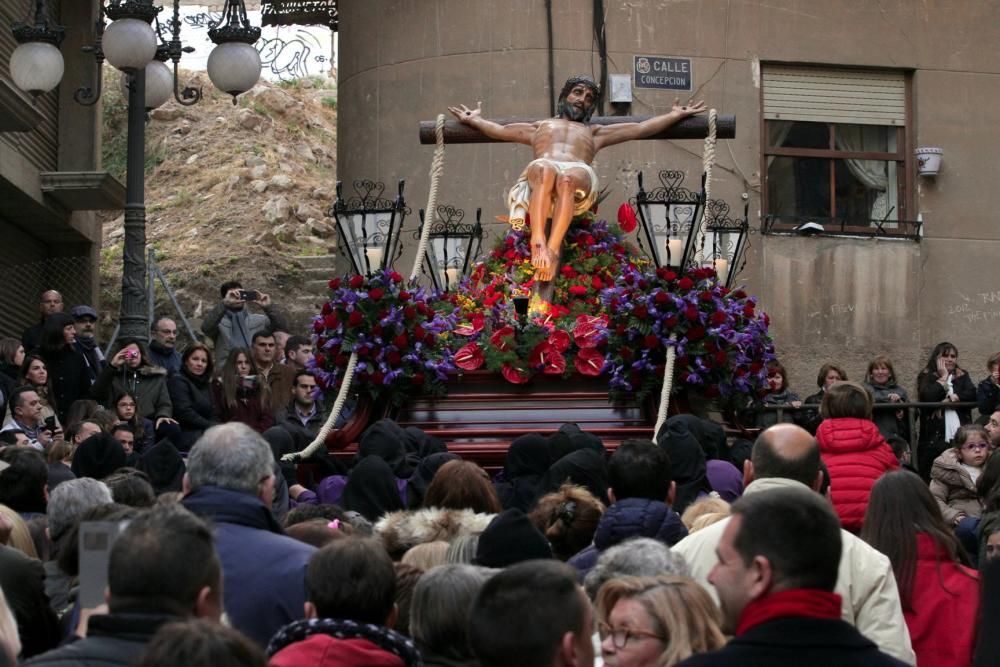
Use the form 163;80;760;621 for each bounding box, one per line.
8;0;262;342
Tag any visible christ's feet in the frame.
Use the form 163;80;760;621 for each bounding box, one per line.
531;238;551;272
534;245;560;282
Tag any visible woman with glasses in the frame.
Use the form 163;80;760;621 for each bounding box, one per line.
862;471;979;667
595;575;724;666
916;342;976;479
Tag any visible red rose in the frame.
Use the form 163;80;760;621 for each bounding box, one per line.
328;278;342;290
591;276;604;290
505;236;515;247
664;315;678;328
684;306;700;321
644;334;660;349
549;329;571;352
411;372;426;386
704;385;720;398
399;290;411;302
454;343;485;370
574;348;605;376
312;320;324;333
371;371;385;385
569;285;588;297
356;346;369;357
386;350;402;365
348;310;364;327
687;326;706;341
561;265;578;279
654;292;669;305
677;277;694;290
621;347;634;361
371;324;382;336
656;268;677;282
403;306;417;320
634;305;649;319
490;326;516;352
710;311;728;325
393;333;408;348
501;363;531;385
617;202;638;233
414;325;426;339
368;287;384;301
349;275;365;289
743;304;756;318
321;302;333;316
716;350;728;365
699;291;713;303
389;271;403;283
336;354;349;366
733;290;747;299
750;361;763;373
313;353;326;367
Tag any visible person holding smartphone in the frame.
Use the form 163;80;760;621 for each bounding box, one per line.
917;341;977;480
201;280;288;369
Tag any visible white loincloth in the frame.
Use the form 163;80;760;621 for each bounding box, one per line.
507;158;599;231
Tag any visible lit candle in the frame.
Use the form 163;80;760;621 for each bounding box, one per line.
445;267;460;289
713;258;729;282
667;239;683;266
365;247;383;272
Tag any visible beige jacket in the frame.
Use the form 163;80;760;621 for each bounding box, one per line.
672;477;916;666
930;448;983;523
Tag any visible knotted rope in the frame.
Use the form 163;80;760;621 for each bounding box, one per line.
653;108;717;438
284;114;448;462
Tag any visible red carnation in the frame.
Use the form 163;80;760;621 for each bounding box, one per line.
561;265;578;279
454;342;485;370
349;275;365;289
348;310;364;327
328;278;342;290
591;276;604;290
569;285;588;297
574;348;605;376
617;202;638;233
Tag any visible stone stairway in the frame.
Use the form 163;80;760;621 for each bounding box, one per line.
287;253;341;332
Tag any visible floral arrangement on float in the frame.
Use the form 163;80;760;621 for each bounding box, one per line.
309;268;456;404
309;205;775;404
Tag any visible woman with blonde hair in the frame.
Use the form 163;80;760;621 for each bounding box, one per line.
680;497;730;534
596;575;725;666
0;504;38;559
530;483;605;560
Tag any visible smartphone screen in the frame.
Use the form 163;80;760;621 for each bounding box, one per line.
78;521;131;608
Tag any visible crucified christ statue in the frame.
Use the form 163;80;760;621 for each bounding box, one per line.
448;75;705;281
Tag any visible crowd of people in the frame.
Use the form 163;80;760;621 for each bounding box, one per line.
0;287;999;666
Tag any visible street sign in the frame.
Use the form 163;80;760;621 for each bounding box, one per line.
634;56;693;92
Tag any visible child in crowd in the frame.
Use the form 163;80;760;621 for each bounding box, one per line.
930;424;988;527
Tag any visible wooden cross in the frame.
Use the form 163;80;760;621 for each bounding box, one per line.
419;114;735;144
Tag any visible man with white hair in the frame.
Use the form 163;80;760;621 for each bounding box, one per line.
181;423;315;646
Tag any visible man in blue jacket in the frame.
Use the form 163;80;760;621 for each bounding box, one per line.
182;422;316;646
567;439;687;577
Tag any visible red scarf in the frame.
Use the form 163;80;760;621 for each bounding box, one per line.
735;588;842;637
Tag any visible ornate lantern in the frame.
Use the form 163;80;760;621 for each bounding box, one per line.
633;170;706;271
331;180;410;276
417;205;484;291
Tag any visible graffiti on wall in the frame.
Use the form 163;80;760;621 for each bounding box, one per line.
173;6;335;82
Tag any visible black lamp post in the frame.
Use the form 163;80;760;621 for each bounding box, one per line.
8;0;262;342
417;205;484;291
633;170;706;272
330;180;410;276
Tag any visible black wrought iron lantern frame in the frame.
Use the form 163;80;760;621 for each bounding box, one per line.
702;199;751;289
415;205;485;292
330;180;410;276
633;170;707;272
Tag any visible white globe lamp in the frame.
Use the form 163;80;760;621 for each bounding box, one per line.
9;41;64;95
207;41;262;100
102;17;157;73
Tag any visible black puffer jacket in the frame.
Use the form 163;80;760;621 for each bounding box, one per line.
167;368;217;449
40;347;92;425
21;612;176;667
92;364;173;421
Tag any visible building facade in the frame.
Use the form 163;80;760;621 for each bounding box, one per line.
336;0;1000;395
0;0;118;339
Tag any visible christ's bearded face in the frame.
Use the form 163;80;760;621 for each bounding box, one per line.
558;83;597;123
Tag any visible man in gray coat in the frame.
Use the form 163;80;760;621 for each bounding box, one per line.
201;280;287;367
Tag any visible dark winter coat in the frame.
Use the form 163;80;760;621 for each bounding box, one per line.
978;376;1000;419
22;612;177;667
567;497;688;577
92;364;173;421
865;381;910;440
167;368;218;449
917;370;976;443
817;417;899;531
182;485;316;646
676;616;908;667
757;389;801;429
0;544;60;658
147;340;181;376
211;380;275;433
41;346;93;425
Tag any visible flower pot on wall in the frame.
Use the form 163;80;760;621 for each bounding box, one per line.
916;147;943;176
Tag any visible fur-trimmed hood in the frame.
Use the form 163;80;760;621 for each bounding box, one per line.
375;507;495;555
